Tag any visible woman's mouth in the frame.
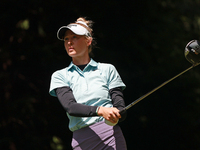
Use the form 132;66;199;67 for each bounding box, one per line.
68;47;74;52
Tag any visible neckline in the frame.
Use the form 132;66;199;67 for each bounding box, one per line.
77;64;87;71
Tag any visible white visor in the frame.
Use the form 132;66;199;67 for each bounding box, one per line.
57;23;91;40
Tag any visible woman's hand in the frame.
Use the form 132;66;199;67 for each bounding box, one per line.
97;107;121;124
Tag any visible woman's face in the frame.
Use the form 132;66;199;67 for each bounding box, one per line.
64;30;91;59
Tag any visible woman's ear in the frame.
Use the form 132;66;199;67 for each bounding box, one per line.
86;37;93;46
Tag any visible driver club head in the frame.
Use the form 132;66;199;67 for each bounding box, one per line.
185;40;200;66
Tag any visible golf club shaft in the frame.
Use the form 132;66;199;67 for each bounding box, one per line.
120;65;194;114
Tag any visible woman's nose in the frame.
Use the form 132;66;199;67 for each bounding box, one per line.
68;39;73;45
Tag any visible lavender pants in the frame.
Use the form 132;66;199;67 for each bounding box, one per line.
72;121;127;150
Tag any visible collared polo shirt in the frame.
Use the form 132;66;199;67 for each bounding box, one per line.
49;59;126;131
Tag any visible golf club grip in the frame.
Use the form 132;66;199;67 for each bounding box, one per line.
119;108;126;114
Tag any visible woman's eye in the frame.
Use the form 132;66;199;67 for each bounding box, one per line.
73;36;77;38
64;38;68;41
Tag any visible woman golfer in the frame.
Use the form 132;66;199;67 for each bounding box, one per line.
49;17;127;150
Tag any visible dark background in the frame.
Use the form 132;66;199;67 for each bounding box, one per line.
1;0;200;149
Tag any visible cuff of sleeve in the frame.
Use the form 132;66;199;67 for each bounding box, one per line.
96;106;100;116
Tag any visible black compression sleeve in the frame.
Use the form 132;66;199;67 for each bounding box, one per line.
109;87;127;122
55;87;98;117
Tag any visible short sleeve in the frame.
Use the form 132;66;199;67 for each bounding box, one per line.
49;69;70;97
107;64;126;90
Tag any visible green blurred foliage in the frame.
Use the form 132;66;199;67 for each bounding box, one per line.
1;0;200;149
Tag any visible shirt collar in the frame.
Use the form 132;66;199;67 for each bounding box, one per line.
67;58;98;71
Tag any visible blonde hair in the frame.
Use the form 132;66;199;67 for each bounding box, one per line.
75;17;96;55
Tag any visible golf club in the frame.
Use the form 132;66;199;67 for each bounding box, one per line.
106;40;200;126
